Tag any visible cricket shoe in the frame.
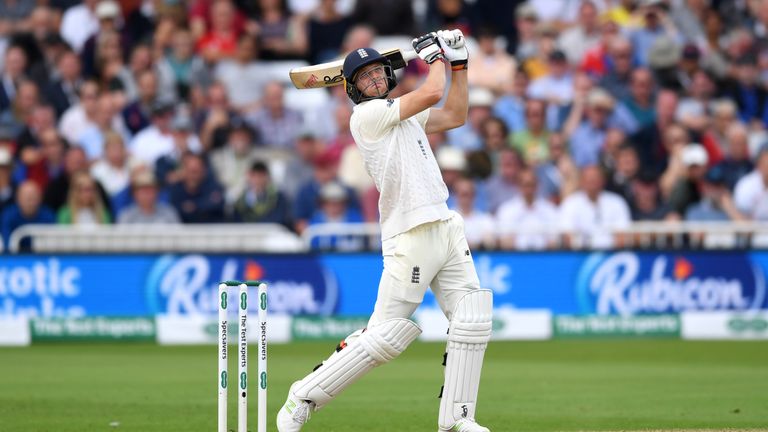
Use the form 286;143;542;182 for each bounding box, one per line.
439;418;491;432
276;382;316;432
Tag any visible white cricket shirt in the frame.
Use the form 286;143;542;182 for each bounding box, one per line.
350;97;450;240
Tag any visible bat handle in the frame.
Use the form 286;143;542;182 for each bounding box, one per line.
403;50;418;62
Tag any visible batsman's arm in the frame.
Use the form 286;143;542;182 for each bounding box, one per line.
399;34;446;121
425;30;468;134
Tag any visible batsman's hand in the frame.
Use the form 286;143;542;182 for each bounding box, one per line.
437;29;468;70
412;32;443;64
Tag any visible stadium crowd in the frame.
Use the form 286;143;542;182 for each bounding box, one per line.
1;0;768;251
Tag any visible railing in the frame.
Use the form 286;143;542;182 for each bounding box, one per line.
7;221;768;254
7;223;304;253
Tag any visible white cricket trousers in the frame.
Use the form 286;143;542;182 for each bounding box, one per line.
368;211;482;327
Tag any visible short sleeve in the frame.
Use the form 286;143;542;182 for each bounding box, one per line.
414;107;430;129
352;98;402;142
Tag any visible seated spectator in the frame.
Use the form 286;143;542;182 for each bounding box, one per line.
493;69;528;133
120;69;158;137
308;181;365;251
668;144;709;219
169;153;225;223
468;27;516;94
76;93;121;161
117;170;180;224
606;144;641;203
1;180;55;251
44;145;111;213
527;50;574;109
281;130;322;201
557;0;601;66
232;161;291;226
131;100;201;166
58;80;100;145
614;68;657;134
452;177;495;250
210;119;259;206
45;50;83;118
536;132;579;202
214;35;265;114
734;147;768;220
250;0;308;61
559;165;631;249
196;0;241;62
156;28;206;102
305;0;351;65
0;147;16;214
565;87;616;168
447;87;494;151
293;150;359;233
629;171;669;221
510;99;550;165
724;56;768;128
599;36;634;101
496;168;558;250
714;123;754;191
57;171;112;225
155;112;200;188
15;128;66;191
438;146;467;211
486;147;523;213
245;81;302;150
685;166;745;222
90;131;138;198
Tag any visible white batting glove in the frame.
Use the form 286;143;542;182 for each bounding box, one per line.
412;32;444;64
437;29;468;70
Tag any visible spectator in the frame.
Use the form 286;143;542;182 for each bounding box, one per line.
667;143;709;219
58;80;100;145
558;0;601;66
599;36;635;101
121;69;158;137
76;93;121;160
734;147;768;220
169;152;225;223
629;171;669;221
155;112;198;188
195;81;240;151
630;89;679;172
580;16;621;78
282;130;323;200
447;87;493;151
0;147;15;214
714;123;754;191
703;99;739;158
232;160;291;226
513;3;540;61
43;145;110;212
564;87;616;168
156;28;206;102
214;35;265;113
724;55;768;128
245;81;302;150
210;119;259;205
60;0;99;53
493;68;528;133
131;101;201;166
308;181;364;251
0;46;27;113
117;170;180;224
45;50;83;118
2;79;39;132
1;180;55;251
80;0;123;79
478;117;508;165
306;0;352;65
559;165;631;249
510;99;551;165
468;27;516;94
293;150;358;233
90;131;137;198
527;50;575;108
629;1;679;67
437;146;468;211
496;167;558;250
685;166;745;222
250;0;308;61
606;144;641;203
57;171;111;225
675;69;717;134
536;132;579;202
18;128;66;191
615;68;657;133
486;147;523;213
196;0;242;62
451;176;495;250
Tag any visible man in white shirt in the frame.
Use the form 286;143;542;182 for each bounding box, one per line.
59;0;99;53
277;31;493;432
496;167;559;250
734;147;768;220
129;101;201;166
559;165;631;249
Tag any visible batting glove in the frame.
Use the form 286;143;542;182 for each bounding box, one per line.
437;29;468;70
412;32;443;64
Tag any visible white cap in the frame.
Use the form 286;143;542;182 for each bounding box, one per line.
681;144;708;167
96;1;120;19
437;146;467;171
468;87;494;108
319;182;347;202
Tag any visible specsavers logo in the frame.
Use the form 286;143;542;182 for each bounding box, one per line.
577;252;766;315
145;255;338;316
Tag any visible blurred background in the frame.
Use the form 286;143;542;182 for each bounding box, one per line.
1;0;768;342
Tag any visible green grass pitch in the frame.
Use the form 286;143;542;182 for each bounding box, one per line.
0;340;766;431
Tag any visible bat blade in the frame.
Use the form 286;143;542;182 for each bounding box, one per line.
289;48;417;90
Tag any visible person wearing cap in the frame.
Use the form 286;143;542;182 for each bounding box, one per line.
667;143;709;219
526;49;575;106
278;31;493;432
308;180;365;251
513;2;539;60
60;0;100;53
1;181;55;252
564;87;617;167
231;160;290;227
117;168;180;224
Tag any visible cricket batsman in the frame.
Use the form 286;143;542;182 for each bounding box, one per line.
277;29;493;432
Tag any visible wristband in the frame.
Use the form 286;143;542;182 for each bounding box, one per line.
451;60;468;71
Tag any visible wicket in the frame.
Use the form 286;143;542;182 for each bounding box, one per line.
218;280;267;432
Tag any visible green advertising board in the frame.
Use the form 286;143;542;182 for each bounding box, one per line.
554;315;680;339
291;316;369;341
31;317;157;342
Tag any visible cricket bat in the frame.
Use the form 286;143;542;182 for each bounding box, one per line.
289;48;417;90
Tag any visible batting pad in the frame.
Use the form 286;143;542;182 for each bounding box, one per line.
292;318;422;409
439;289;493;429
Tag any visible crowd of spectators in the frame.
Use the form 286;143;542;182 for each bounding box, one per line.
1;0;768;251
